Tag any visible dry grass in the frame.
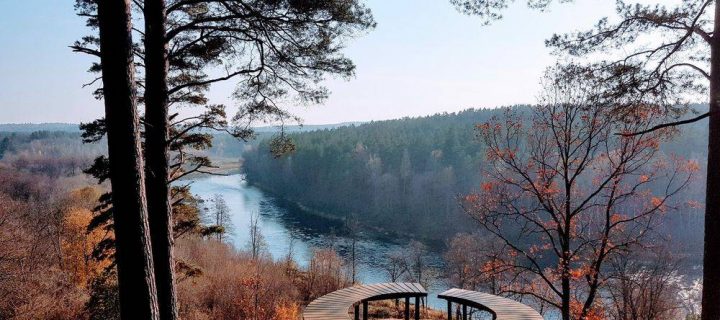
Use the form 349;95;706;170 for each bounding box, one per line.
175;238;351;320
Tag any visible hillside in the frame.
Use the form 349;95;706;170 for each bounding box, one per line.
243;107;521;240
253;122;365;133
0;122;362;160
242;107;708;247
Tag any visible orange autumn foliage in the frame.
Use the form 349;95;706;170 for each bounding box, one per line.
651;197;665;209
464;193;480;203
481;182;493;191
175;238;351;320
610;213;626;225
274;303;300;320
60;187;111;287
568;264;594;281
570;299;606;320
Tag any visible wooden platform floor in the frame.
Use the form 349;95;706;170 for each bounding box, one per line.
303;282;427;320
438;288;543;320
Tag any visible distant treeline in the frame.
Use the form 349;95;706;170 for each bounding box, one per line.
0;130;105;177
0;122;357;161
211;123;366;159
243;107;708;245
0;123;80;133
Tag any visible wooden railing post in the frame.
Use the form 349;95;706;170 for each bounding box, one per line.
405;297;410;320
447;300;452;320
363;301;368;320
462;304;467;320
355;304;360;320
415;296;420;320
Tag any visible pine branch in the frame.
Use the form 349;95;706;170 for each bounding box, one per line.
617;112;710;136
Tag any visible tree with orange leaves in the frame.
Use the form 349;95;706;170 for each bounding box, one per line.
461;68;697;320
60;187;112;287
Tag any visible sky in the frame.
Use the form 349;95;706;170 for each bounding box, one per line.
0;0;675;125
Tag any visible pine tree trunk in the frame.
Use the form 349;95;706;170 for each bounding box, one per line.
702;4;720;320
96;0;159;319
143;0;178;319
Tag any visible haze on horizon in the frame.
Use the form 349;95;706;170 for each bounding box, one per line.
0;0;676;125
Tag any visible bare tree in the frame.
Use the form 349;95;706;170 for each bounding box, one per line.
284;235;296;271
680;278;703;319
248;212;266;260
444;233;507;294
404;240;433;290
345;216;361;285
381;248;408;311
303;249;350;301
383;249;407;283
209;194;231;242
606;250;684;320
462;69;696;320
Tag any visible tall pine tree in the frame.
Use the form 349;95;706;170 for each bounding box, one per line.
94;0;159;318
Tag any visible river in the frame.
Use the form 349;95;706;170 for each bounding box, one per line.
188;173;449;308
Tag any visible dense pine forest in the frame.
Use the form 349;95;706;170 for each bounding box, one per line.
243;107;707;249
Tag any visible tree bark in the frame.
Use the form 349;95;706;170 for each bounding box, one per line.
143;0;178;319
96;0;159;319
561;249;570;320
702;3;720;320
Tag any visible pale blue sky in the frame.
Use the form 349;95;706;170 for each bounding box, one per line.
0;0;672;124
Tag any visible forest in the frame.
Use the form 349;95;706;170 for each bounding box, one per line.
243;107;707;250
